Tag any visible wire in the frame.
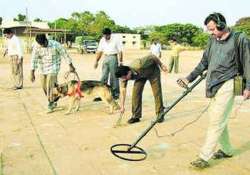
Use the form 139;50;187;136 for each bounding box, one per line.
154;103;210;137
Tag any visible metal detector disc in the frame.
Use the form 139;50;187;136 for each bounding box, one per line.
111;144;147;161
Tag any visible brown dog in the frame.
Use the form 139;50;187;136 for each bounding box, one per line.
53;80;120;114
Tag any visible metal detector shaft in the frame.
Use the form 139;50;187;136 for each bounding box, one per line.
128;73;207;151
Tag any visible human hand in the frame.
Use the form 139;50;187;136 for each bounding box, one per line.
161;64;168;72
243;89;250;100
120;106;125;114
177;78;189;89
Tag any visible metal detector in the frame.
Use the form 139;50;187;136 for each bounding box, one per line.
110;73;207;161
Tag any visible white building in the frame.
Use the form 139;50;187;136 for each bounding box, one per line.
113;33;141;50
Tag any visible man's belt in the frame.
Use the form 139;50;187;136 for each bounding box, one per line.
104;53;118;56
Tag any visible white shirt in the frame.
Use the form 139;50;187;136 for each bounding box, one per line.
6;35;23;58
150;43;161;57
97;35;123;55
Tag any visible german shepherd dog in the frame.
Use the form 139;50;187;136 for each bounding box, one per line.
53;80;120;115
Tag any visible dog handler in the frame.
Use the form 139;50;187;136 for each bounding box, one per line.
30;34;75;113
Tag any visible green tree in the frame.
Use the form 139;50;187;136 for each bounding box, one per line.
113;25;136;33
0;17;2;25
13;14;26;21
49;10;137;41
155;23;201;44
34;18;43;22
233;17;250;37
149;31;167;45
192;32;209;48
89;11;116;38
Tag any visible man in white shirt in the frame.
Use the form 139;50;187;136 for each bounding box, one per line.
94;28;123;101
3;28;23;90
150;39;162;58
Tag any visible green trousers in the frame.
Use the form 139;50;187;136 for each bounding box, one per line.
168;56;179;73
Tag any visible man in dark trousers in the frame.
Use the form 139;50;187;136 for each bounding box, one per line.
177;12;250;169
115;54;167;124
94;28;123;100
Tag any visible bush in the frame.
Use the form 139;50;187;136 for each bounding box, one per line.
192;33;209;48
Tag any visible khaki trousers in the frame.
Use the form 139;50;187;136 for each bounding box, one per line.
132;71;164;118
10;55;23;88
40;74;58;103
200;79;234;161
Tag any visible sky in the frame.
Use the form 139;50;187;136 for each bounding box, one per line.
1;0;249;28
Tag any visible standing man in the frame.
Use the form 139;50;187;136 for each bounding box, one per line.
177;13;250;169
3;28;23;90
94;28;123;100
115;54;168;124
30;34;75;113
168;37;191;73
150;39;162;58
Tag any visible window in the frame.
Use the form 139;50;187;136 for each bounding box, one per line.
122;41;126;45
132;41;136;45
133;36;136;39
122;35;126;38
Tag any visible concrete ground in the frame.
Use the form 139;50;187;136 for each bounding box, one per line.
0;50;250;175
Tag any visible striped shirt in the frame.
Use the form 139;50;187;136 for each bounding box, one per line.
31;40;72;74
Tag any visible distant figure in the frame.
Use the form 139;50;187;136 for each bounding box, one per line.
30;34;75;113
3;28;23;90
150;39;162;58
168;37;190;73
94;28;123;101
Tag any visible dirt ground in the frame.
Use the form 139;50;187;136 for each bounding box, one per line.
0;50;250;175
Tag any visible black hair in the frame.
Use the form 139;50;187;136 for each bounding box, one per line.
115;65;131;78
171;36;177;42
3;28;13;34
204;12;226;26
35;34;48;46
102;28;112;35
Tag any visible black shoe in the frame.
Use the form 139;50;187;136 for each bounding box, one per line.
113;96;119;100
127;118;140;124
93;97;102;102
157;116;165;123
190;158;209;169
212;149;233;160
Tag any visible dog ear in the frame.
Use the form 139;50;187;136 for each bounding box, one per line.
54;83;58;88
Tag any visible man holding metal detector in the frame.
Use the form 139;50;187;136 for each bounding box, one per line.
177;12;250;169
115;54;168;124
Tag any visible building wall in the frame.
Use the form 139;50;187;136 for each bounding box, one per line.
113;33;141;50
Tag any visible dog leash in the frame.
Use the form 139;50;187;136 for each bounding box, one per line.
113;113;124;128
64;71;80;82
65;71;84;97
